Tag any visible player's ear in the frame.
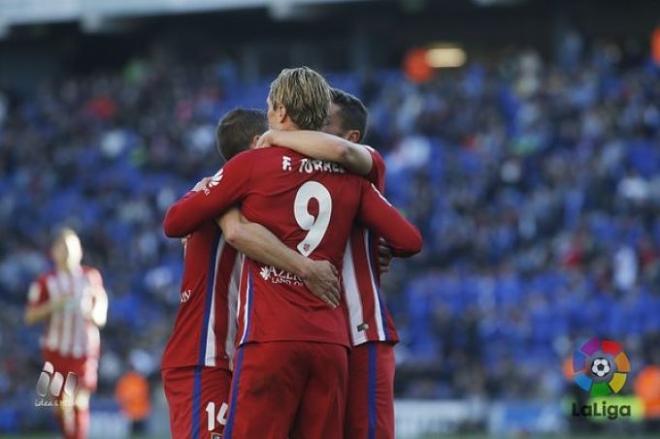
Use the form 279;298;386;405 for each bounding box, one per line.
346;130;361;143
249;135;260;149
276;104;287;124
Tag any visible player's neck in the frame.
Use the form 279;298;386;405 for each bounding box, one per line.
56;262;81;273
279;121;299;131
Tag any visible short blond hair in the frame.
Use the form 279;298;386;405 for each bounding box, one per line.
268;67;331;130
53;227;79;243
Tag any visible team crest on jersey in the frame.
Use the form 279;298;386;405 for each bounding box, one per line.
204;169;223;195
180;289;192;303
259;265;303;286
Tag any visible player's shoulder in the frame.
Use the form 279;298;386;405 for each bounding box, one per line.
362;145;385;188
226;148;256;164
226;147;289;169
365;145;385;166
36;270;56;284
363;144;377;154
258;145;301;159
233;146;306;176
233;146;292;159
31;270;55;295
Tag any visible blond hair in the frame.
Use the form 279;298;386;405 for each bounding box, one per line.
268;67;331;130
53;227;79;243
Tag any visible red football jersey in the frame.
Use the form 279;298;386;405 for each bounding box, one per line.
342;147;400;346
27;266;104;359
161;221;242;371
164;146;421;348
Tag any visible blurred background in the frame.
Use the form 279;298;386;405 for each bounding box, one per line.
0;0;659;437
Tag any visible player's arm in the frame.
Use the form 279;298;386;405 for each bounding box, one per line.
25;299;69;325
358;181;423;257
258;129;373;176
24;281;68;325
87;269;108;328
163;152;253;238
217;209;340;307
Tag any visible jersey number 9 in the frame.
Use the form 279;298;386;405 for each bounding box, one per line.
294;181;332;256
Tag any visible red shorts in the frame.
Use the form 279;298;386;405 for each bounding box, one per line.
42;350;98;392
224;341;348;439
162;366;232;439
345;342;395;439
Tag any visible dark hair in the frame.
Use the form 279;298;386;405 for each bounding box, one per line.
216;108;267;160
330;88;368;142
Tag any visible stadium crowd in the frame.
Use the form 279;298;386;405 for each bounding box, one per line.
0;41;658;430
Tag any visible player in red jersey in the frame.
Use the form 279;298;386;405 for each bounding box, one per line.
25;228;108;439
162;109;341;439
163;67;422;438
257;88;401;438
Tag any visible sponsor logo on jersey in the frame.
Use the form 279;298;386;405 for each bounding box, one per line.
259;265;304;286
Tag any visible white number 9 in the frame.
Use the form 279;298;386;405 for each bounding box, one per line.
294;181;332;256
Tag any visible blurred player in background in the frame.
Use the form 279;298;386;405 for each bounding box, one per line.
161;108;341;439
25;228;108;439
257;88;399;438
163;67;422;438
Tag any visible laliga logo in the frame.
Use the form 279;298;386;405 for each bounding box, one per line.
35;361;77;406
573;337;630;396
571;337;632;420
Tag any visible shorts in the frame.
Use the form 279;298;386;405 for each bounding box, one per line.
42;350;98;392
345;342;395;439
224;341;348;439
162;366;232;439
